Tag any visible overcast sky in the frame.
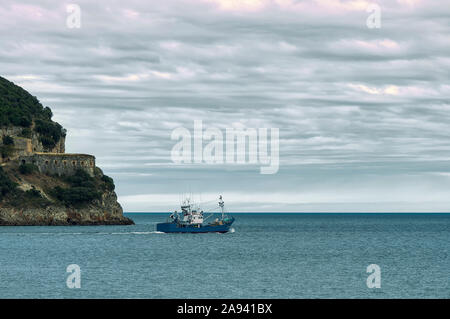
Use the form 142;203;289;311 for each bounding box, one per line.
1;0;449;212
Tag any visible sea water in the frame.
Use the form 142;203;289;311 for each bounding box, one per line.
0;213;448;298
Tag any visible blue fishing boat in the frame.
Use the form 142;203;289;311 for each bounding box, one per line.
156;196;235;233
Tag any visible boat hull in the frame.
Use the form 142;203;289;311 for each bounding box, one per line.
157;218;234;233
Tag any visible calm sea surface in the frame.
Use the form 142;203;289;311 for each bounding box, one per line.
0;213;448;298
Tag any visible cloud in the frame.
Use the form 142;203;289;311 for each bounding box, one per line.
204;0;269;11
348;83;400;95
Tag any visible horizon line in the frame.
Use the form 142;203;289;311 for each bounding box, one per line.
123;211;450;214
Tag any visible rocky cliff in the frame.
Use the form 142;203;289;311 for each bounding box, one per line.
0;190;132;226
0;163;134;226
0;76;134;226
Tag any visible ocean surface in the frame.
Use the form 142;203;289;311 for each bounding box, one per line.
0;213;448;298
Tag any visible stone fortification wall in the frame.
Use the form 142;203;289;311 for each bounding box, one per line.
19;153;95;176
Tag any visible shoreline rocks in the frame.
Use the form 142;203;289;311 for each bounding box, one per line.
0;189;135;226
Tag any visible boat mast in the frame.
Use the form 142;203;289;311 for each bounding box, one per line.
219;195;224;219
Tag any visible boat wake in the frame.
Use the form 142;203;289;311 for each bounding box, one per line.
2;231;165;236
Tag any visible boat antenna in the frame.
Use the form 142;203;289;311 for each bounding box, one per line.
219;195;225;219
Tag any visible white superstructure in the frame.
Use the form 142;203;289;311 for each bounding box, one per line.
180;199;204;225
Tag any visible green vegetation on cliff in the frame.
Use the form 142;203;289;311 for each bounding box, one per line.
54;169;116;206
0;166;49;207
1;164;117;209
57;170;117;206
2;135;13;145
51;169;102;206
0;76;65;149
48;169;116;207
0;135;14;159
19;163;38;174
0;167;17;199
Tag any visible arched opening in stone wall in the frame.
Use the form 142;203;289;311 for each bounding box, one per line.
72;161;76;166
21;159;25;165
45;160;49;165
63;161;67;166
54;160;57;164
